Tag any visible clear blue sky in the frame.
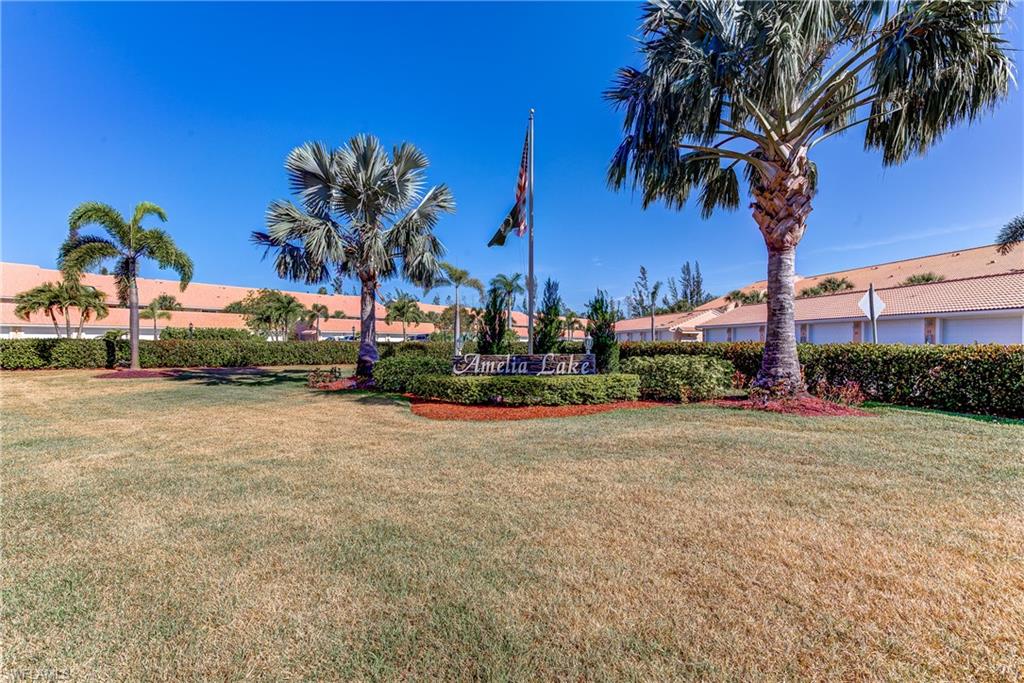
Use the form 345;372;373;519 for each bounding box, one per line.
3;2;1022;310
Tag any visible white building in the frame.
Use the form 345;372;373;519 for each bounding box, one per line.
697;272;1024;345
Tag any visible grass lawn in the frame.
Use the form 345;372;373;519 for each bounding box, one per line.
2;368;1022;680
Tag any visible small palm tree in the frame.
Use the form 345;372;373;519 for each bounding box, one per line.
73;286;110;338
726;289;767;306
490;273;525;327
384;292;424;342
14;283;65;337
269;294;309;341
308;303;330;340
901;272;945;286
59;202;193;369
253;134;454;376
608;1;1013;392
433;263;485;345
563;309;581;340
14;281;109;338
997;214;1024;255
139;294;182;340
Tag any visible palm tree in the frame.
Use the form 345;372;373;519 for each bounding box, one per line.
384;292;424;342
490;273;525;328
59;202;193;369
308;303;329;340
648;281;662;340
14;281;109;338
73;286;110;339
268;294;308;341
608;1;1012;393
432;262;485;347
14;283;63;337
563;309;581;340
726;289;767;306
253;134;454;376
997;214;1024;255
139;294;182;340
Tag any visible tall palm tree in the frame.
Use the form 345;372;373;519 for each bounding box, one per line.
608;1;1012;393
997;214;1024;255
253;134;454;376
59;202;193;369
432;262;485;347
648;281;663;340
384;292;424;342
139;294;182;340
308;303;329;340
490;273;525;329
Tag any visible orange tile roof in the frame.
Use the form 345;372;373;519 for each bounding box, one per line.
698;272;1024;328
694;243;1022;312
0;262;440;335
615;308;720;332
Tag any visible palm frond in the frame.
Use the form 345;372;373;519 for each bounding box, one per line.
68;202;131;245
58;235;121;279
996;214;1024;255
130;201;168;229
138;228;193;289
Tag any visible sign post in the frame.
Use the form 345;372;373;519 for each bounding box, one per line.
857;284;886;343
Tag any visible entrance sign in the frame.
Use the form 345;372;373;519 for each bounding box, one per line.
452;354;596;376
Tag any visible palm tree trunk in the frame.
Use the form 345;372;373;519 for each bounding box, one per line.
650;310;655;341
453;286;461;350
78;312;87;339
356;276;379;377
64;307;72;338
128;265;141;370
153;317;158;340
402;322;407;342
49;311;61;338
751;154;812;394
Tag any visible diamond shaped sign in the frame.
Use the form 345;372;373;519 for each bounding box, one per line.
858;290;886;319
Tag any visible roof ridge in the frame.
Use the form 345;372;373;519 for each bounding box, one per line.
795;242;1004;281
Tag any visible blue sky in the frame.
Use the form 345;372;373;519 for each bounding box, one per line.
3;2;1022;310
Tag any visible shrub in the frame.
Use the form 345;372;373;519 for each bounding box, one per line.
308;366;349;388
111;340;359;368
0;339;109;369
160;327;254;340
408;373;640;406
373;355;452;393
621;355;734;402
50;340;108;369
585;290;620;373
811;378;866;406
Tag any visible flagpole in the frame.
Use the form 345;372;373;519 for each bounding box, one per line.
527;108;536;354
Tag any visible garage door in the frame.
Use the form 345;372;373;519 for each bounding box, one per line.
941;316;1023;344
733;326;761;342
876;319;923;344
809;322;853;344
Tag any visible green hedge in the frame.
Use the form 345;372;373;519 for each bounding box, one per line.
0;339;108;369
619;341;1024;417
160;327;254;340
621;355;734;402
373;354;452;393
408;373;640;406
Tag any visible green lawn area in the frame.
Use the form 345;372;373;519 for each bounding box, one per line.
3;368;1022;680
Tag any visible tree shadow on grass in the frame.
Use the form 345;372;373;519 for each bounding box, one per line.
162;368;310;388
865;402;1023;426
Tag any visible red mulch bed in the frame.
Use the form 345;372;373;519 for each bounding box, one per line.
709;395;872;417
409;399;667;421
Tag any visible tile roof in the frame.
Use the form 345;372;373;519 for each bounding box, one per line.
615;308;720;332
698;272;1024;328
0;262;441;335
694;243;1022;312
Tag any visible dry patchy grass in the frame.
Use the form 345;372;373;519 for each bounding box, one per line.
2;368;1022;681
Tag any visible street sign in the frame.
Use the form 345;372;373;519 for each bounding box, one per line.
857;289;886;319
858;284;885;343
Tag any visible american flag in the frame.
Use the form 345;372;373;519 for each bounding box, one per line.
488;125;531;247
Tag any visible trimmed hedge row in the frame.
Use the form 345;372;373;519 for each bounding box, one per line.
620;355;734;402
408;374;640;406
0;339;109;369
619;341;1024;417
373;355;452;393
160;327;254;340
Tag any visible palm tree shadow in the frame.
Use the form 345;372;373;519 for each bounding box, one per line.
164;368;309;387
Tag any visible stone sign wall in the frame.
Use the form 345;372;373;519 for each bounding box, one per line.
452;354;597;376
